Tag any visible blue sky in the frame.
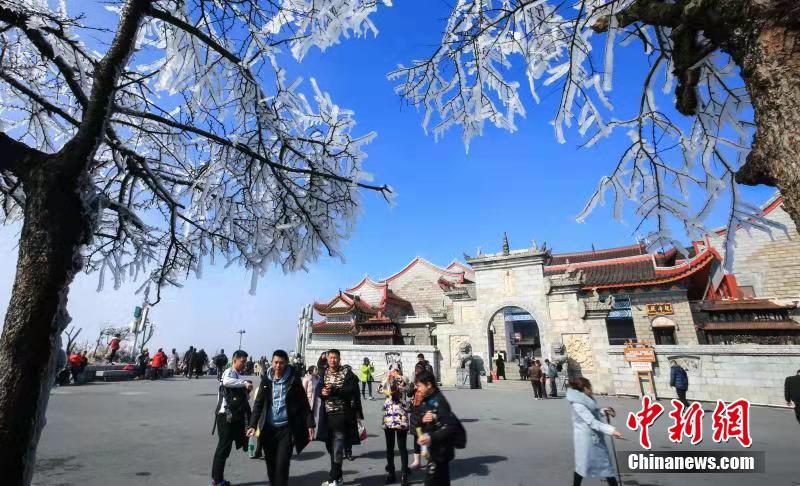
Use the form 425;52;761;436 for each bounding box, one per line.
0;0;773;356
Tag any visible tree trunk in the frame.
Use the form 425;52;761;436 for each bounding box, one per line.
0;155;94;485
734;22;800;228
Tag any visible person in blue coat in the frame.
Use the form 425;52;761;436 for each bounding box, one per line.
566;377;623;486
669;360;690;406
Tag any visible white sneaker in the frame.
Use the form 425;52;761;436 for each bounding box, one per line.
321;481;339;486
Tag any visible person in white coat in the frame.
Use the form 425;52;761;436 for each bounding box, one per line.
566;377;623;486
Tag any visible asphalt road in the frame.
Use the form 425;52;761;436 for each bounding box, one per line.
33;376;800;486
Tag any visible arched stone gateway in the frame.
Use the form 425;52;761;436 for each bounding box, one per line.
487;306;542;368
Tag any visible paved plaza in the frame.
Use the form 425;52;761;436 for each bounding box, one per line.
34;377;799;486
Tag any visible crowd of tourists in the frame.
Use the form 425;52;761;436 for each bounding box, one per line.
210;349;465;486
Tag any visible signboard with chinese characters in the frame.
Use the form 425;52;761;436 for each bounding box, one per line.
630;361;652;372
624;345;657;363
646;303;674;316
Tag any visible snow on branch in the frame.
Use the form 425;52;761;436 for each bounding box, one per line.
390;0;765;259
0;0;391;301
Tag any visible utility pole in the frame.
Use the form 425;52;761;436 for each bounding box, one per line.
237;329;246;350
131;285;150;360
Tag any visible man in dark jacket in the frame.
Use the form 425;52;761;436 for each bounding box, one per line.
183;346;195;379
316;349;363;486
415;371;465;486
195;348;209;378
213;349;229;381
247;350;314;486
785;369;800;425
211;350;253;486
670;360;690;406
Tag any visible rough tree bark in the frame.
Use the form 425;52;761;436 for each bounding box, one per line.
599;0;800;229
0;1;152;484
693;0;800;229
0;151;95;485
734;23;800;227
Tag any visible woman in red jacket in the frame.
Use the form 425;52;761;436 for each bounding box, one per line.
151;348;168;380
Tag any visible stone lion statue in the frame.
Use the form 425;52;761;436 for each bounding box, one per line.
458;342;473;369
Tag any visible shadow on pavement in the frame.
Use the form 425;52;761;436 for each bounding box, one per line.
294;450;326;461
450;454;507;479
460;418;480;423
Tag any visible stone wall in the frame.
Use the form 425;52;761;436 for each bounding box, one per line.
306;343;439;382
388;260;453;317
629;291;698;345
605;345;800;406
708;202;800;301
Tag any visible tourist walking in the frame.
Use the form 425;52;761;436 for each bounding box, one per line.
409;362;427;471
303;366;320;410
566;377;623;486
315;349;363;486
213;349;229;381
106;333;121;364
381;362;412;485
169;348;180;376
785;369;800;425
246;350;315;486
415;371;466;486
183;346;196;379
68;351;83;384
211;350;253;486
518;359;528;381
529;360;545;399
195;348;209;378
360;357;375;400
342;364;357;461
494;353;506;380
417;354;435;378
151;348;167;380
669;360;690;406
136;349;150;380
544;359;558;397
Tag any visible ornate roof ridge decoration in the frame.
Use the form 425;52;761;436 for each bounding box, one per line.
313;290;380;316
311;320;355;335
548;242;647;266
543;247;720;291
545;252;654;272
346;275;386;292
697;298;797;312
587;248;719;290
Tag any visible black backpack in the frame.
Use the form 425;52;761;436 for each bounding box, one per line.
449;413;467;449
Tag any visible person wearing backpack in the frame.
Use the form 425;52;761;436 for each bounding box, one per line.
210;350;253;486
415;371;466;486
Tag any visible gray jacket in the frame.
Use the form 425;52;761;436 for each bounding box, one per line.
566;388;616;478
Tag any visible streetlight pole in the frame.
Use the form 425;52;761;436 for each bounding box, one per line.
237;329;246;350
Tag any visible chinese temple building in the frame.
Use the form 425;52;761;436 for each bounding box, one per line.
304;194;800;406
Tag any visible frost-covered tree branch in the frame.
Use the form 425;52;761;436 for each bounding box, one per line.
390;0;800;258
0;1;396;480
0;0;395;303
